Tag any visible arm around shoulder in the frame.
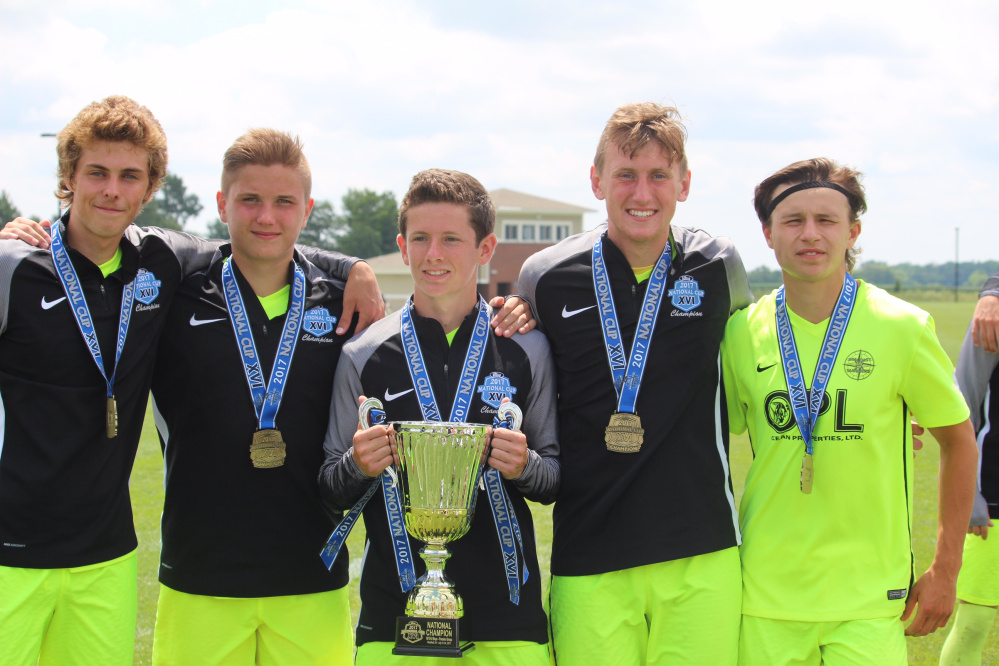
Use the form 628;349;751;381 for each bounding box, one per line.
135;226;222;276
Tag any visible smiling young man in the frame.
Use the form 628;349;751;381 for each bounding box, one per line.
320;168;559;665
149;129;359;665
517;102;752;665
0;98;381;666
721;158;978;665
0;96;219;665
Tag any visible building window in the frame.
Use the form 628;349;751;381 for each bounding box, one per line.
539;225;552;241
505;224;518;241
522;225;536;241
556;225;570;240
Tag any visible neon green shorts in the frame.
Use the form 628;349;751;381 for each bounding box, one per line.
957;531;999;607
0;550;137;666
355;640;549;666
151;583;353;665
550;547;741;665
739;615;906;666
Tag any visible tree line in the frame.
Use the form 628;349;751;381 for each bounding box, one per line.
0;173;400;259
748;260;999;292
3;180;996;280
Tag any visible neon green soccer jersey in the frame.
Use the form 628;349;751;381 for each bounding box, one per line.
721;280;969;622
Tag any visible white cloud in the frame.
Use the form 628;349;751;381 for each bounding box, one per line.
0;0;996;270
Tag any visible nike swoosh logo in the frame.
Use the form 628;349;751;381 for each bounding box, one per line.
757;363;777;373
189;315;226;327
384;388;415;402
562;304;597;318
41;296;67;310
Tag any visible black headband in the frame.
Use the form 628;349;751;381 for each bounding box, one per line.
765;181;853;220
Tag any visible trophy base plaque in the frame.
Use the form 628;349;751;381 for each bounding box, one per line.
393;616;475;658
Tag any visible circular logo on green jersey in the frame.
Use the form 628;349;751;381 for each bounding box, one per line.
843;350;875;380
764;390;832;433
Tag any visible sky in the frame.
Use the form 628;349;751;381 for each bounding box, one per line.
1;0;997;271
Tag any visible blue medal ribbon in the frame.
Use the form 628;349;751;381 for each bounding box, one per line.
484;408;530;605
401;297;525;603
320;407;416;589
221;257;306;432
320;297;524;600
320;474;379;570
50;224;135;431
398;296;491;425
592;236;672;412
775;274;857;459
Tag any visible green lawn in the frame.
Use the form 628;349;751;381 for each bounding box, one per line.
128;299;995;664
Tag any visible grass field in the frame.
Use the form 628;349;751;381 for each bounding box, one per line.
127;299;996;664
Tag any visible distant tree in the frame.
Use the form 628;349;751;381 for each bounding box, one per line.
965;269;990;289
297;200;342;251
0;190;22;223
746;265;781;283
134;199;179;230
158;173;203;228
854;261;897;287
135;173;202;231
205;217;229;240
335;189;398;259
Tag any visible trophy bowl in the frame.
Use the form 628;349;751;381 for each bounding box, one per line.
390;420;489;621
357;398;520;657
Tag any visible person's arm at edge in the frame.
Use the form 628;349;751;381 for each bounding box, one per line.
954;318;998;534
0;217;52;247
724;238;754;315
972;273;999;353
902;418;978;636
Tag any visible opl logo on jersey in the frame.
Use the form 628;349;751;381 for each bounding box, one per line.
302;307;338;342
476;372;518;409
668;275;704;314
134;270;161;305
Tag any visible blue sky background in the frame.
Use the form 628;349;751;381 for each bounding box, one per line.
1;0;996;271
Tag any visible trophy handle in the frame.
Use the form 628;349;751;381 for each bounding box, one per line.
359;397;386;428
358;397;398;487
496;401;523;431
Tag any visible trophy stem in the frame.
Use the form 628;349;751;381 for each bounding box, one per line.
405;538;464;619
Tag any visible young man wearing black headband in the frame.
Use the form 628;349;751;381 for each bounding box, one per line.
721;158;978;664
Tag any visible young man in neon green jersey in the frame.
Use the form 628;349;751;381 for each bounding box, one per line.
721;157;979;665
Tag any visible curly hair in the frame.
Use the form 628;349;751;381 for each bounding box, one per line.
55;96;168;207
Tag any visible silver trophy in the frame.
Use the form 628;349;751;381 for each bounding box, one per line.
358;398;522;658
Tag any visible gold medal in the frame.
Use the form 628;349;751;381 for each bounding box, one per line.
605;412;644;453
250;429;287;468
800;453;813;494
106;396;118;439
